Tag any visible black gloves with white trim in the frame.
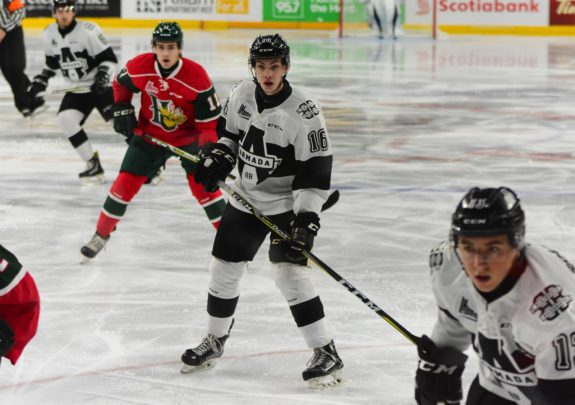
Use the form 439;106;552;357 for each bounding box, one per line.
112;103;137;139
194;143;236;193
27;74;50;99
91;67;110;95
287;212;320;261
415;335;468;405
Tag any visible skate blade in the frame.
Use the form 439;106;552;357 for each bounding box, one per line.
180;360;216;374
80;175;106;185
80;254;92;265
307;370;346;391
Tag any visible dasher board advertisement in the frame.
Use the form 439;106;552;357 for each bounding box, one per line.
121;0;262;21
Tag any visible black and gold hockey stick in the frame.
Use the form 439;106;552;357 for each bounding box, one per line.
144;134;418;345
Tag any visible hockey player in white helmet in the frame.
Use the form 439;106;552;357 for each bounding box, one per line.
415;187;575;404
180;33;344;390
26;0;117;183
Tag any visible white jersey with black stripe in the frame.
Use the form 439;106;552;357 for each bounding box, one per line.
428;242;575;404
218;80;332;216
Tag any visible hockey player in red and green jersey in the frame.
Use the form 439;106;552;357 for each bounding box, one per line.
0;244;40;366
80;21;226;261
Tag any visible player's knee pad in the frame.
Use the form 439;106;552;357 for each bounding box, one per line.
272;262;318;306
57;109;85;138
209;257;246;299
109;172;147;203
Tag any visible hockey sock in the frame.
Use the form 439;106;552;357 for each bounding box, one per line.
187;174;226;229
96;172;148;237
207;294;238;338
290;296;332;348
68;129;94;162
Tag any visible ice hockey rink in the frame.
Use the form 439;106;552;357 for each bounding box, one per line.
2;27;575;404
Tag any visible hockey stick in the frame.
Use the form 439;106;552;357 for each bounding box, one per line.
50;85;93;94
144;133;419;346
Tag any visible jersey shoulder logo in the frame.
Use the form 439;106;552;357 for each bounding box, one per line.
238;104;251;120
145;81;159;95
458;297;478;321
530;284;573;321
296;100;320;119
149;94;187;132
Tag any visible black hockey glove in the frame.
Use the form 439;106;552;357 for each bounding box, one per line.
287;212;320;261
112;103;137;138
91;68;110;95
194;143;236;193
415;335;467;405
27;74;50;99
0;319;15;357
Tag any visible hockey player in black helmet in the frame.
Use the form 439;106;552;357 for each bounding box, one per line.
414;186;575;405
183;34;343;389
151;21;183;49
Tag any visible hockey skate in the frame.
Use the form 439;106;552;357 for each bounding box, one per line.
80;232;109;263
302;340;345;390
21;97;48;119
79;152;105;184
181;333;230;374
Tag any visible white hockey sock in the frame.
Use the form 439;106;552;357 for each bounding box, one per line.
76;141;95;162
299;318;332;349
207;315;234;338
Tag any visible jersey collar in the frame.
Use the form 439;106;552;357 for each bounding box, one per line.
154;58;183;79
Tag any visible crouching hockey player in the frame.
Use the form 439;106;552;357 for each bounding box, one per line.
80;22;226;261
26;0;118;183
415;187;575;405
180;34;344;390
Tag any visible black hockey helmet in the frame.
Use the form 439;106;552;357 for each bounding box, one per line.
53;0;76;11
451;187;525;248
248;34;290;68
152;22;183;48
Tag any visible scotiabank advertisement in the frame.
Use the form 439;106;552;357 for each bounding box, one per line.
405;0;549;26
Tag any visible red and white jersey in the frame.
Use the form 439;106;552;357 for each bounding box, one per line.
428;242;575;404
114;53;221;147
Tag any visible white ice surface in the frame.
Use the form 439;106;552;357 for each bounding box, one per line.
2;28;575;404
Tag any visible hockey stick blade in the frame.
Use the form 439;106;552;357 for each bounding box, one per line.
321;189;339;212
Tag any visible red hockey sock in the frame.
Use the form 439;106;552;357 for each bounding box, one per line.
96;172;148;237
187;174;226;229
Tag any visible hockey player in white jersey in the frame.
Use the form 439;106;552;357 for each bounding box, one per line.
415;187;575;405
26;0;117;183
180;34;344;389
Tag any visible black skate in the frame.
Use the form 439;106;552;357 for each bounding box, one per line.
302;340;345;390
79;152;105;184
21;97;47;119
80;232;109;262
181;333;230;374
